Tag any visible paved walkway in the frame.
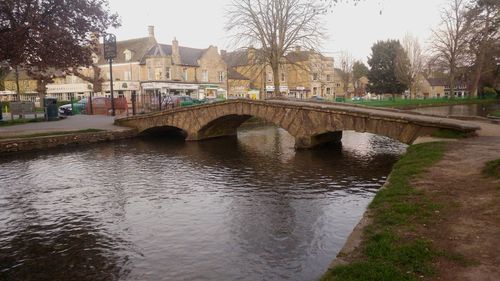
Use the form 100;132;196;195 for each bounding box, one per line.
0;115;129;138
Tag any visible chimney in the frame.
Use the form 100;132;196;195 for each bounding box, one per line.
172;37;180;64
148;25;155;38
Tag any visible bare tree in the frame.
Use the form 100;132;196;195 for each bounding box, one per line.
430;0;471;99
225;0;327;97
338;51;354;98
395;33;425;99
466;0;499;97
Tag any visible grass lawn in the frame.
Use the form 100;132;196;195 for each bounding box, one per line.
483;159;500;179
344;98;498;109
0;117;46;127
0;129;104;140
321;142;446;281
431;129;467;139
488;110;500;118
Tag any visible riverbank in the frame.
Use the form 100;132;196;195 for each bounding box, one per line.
0;115;137;154
322;122;500;280
347;97;498;109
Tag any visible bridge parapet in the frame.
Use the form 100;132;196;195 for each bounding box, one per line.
116;99;480;149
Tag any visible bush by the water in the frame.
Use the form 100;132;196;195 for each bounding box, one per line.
482;87;498;99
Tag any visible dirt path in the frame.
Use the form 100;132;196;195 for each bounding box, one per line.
411;131;500;280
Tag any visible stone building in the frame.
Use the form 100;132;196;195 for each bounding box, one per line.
223;47;337;99
285;48;336;99
222;48;290;98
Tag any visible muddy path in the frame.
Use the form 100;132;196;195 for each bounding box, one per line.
412;133;500;281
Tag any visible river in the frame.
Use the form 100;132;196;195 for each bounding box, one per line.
411;102;500;117
0;124;406;281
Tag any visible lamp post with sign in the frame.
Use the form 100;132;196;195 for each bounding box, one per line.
103;34;117;116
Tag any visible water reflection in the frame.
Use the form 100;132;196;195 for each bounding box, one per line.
0;125;406;281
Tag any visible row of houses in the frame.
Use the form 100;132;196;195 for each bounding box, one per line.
1;26;471;106
1;26;352;106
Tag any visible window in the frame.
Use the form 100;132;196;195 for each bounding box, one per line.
148;68;153;80
202;70;209;82
326;74;331;82
267;72;273;82
218;71;225;83
124;50;132;61
155;68;162;80
281;72;285;82
124;71;131;81
166;67;171;80
312;73;318;81
313;87;318;95
326;88;331;95
183;68;188;81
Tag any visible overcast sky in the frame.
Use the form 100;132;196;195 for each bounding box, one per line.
107;0;450;65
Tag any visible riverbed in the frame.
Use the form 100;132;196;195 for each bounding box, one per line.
0;124;406;281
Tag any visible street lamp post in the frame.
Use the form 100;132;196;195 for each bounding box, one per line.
103;33;117;116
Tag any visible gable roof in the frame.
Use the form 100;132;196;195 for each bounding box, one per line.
96;37;156;65
147;44;207;66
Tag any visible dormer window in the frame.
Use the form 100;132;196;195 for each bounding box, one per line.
124;49;132;61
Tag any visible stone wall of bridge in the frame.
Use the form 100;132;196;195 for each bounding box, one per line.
115;100;479;149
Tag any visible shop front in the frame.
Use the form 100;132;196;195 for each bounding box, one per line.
46;83;93;102
289;87;310;99
266;85;289;98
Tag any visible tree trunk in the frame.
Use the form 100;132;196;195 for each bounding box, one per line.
15;65;20;100
470;50;485;99
449;71;455;100
272;63;281;98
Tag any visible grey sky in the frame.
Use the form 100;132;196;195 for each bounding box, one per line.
107;0;449;64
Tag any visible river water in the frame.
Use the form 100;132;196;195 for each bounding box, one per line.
0;125;406;281
411;102;500;117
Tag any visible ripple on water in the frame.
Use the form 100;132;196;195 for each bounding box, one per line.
0;126;406;281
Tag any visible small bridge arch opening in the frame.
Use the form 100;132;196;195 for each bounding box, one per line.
139;125;188;140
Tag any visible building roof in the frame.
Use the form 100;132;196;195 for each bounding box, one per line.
285;51;311;63
222;50;250;67
285;50;328;64
4;68;65;81
148;44;207;66
96;37;156;65
228;67;249;80
427;77;448;87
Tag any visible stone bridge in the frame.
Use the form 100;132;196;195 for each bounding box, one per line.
115;99;480;149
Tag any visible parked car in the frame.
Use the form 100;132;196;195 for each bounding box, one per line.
58;99;88;115
309;96;325;102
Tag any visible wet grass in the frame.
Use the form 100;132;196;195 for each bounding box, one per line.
483;159;500;179
321;142;446;281
0;129;104;140
431;129;467;139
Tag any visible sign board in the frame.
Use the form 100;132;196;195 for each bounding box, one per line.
103;81;140;91
103;34;117;60
46;83;92;94
141;82;199;90
10;101;36;115
266;85;289;92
